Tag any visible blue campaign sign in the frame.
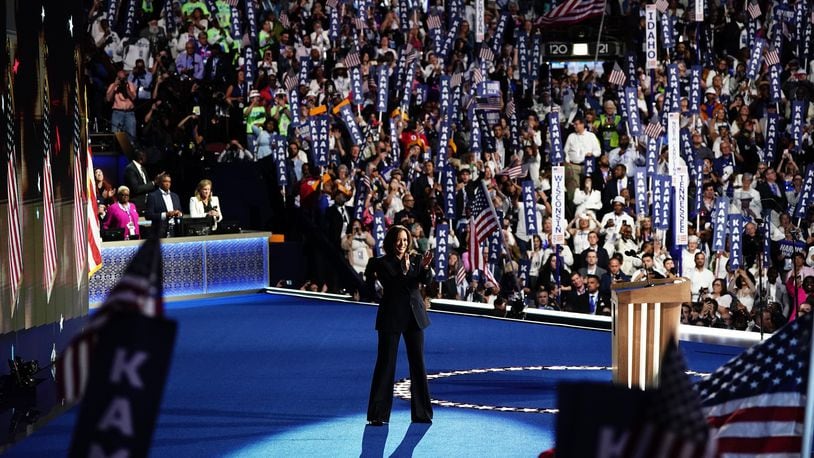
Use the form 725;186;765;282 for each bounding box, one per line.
373;211;386;257
765;112;778;163
376;65;390;113
350;67;364;105
791;100;807;151
746;38;765;80
624;86;641;136
522;181;538;235
634;167;648;218
548;112;564;165
443;165;456;220
729;215;745;270
711;197;729;252
434;223;449;281
689;66;702;114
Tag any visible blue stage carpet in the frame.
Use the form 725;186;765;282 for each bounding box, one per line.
7;294;743;457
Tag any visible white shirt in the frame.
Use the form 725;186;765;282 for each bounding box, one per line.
686;267;715;301
161;191;175;220
564;130;601;164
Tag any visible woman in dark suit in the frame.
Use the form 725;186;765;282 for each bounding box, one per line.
365;225;434;426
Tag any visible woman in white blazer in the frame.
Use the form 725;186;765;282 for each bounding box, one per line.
189;179;222;229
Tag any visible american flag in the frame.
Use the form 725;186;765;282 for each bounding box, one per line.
468;218;484;279
4;78;22;313
505;95;516;118
86;145;103;278
344;51;361;67
479;46;495;62
765;47;780;67
451;73;462;87
472;67;483;84
284;74;298;91
471;180;500;243
353;17;366;30
225;0;239;6
405;49;421;64
325;0;338;9
623;339;714;456
747;1;761;19
427;14;442;30
279;11;290;28
71;83;86;289
537;0;605;26
608;62;627;86
477;98;502;111
455;263;466;286
654;0;669;14
498;159;524;179
695;313;812;457
57;237;165;402
41;47;58;304
644;114;665;138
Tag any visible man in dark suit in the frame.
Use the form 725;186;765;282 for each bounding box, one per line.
578;249;608;279
365;226;434;425
325;191;354;248
756;167;789;215
600;257;631;294
573;275;612;315
575;231;610;271
600;164;634;216
145;173;183;237
123;150;159;214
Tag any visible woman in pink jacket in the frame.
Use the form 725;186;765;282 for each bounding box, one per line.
103;186;140;240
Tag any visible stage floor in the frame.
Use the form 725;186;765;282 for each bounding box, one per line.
6;293;743;457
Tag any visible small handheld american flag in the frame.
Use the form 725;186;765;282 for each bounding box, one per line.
344;51;361;67
747;1;761;19
644;114;665;139
608;62;626;86
479;46;495;62
654;0;669;13
427;14;442;30
764;47;780;67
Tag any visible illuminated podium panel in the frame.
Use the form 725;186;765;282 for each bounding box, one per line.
611;278;691;389
90;232;271;305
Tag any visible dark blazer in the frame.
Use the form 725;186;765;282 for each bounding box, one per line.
572;291;612;315
756;181;789;215
325;203;354;248
576;246;610;271
145;189;183;226
365;254;432;332
600;270;631;295
123;162;155;211
601;177;635;213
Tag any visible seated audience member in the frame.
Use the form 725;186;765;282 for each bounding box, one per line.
102;186;141;240
189;179;223;229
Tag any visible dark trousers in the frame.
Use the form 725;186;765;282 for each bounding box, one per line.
367;326;432;422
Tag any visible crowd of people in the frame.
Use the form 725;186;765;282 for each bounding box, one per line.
83;0;814;333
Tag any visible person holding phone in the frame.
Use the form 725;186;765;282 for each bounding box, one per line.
364;225;434;426
189;179;222;230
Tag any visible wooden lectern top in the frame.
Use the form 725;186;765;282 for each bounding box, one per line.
611;277;692;305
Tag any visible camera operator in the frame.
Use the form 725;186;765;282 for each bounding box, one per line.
96;19;123;64
152;49;176;76
106;69;137;142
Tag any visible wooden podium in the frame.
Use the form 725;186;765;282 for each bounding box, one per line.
611;277;691;389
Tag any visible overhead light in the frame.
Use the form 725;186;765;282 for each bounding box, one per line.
572;43;589;56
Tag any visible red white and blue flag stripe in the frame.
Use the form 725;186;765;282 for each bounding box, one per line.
537;0;605;26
